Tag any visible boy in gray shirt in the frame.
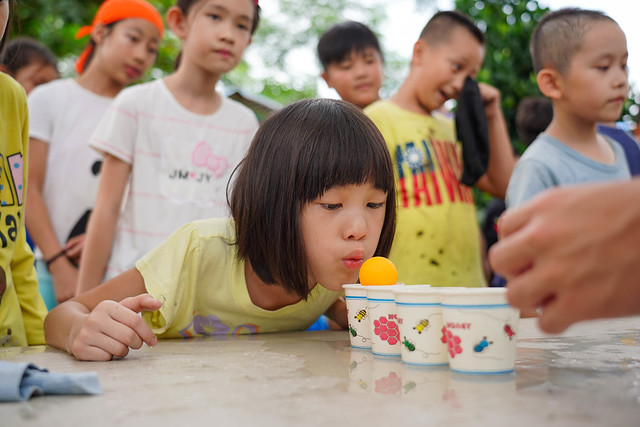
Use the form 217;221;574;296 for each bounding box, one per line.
506;8;631;208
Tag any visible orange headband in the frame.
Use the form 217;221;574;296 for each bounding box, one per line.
75;0;165;74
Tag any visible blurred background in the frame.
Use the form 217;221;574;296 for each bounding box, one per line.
9;0;640;200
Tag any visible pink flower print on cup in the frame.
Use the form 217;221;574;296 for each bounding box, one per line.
374;316;399;345
442;326;463;358
192;141;229;178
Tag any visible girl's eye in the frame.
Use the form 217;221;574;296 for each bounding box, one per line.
323;203;341;211
367;202;385;209
237;24;249;32
209;14;221;21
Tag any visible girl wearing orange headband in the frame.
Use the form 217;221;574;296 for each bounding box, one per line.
77;0;261;294
25;0;164;310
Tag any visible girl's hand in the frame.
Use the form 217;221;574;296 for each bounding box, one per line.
49;258;79;304
64;234;86;263
68;294;161;361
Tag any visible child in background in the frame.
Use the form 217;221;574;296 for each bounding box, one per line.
0;0;48;347
317;21;384;109
506;8;631;208
365;11;515;286
0;37;58;95
77;0;261;294
26;0;164;310
45;98;397;361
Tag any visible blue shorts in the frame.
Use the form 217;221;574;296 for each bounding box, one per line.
35;260;57;310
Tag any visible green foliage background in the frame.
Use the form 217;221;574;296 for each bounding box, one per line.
9;0;639;209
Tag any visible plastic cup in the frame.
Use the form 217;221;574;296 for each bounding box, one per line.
366;284;404;357
393;285;449;367
343;284;372;349
439;288;519;375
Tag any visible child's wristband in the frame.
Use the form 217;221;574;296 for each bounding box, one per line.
45;249;67;270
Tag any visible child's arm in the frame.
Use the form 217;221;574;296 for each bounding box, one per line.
473;83;516;199
26;138;78;303
45;268;160;361
323;298;347;329
76;154;131;294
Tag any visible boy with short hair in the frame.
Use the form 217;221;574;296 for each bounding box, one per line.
365;11;515;286
506;8;631;208
317;21;384;109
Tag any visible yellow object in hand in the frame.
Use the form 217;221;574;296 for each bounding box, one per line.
359;256;398;286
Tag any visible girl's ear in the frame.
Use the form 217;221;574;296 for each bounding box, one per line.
167;6;188;39
90;23;110;45
537;68;563;100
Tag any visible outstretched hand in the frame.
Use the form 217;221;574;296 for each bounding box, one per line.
489;181;640;333
68;294;162;361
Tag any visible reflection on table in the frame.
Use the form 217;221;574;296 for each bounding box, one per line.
2;317;640;426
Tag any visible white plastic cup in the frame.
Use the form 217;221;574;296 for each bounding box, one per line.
393;285;448;367
343;284;372;349
366;284;404;357
439;288;519;375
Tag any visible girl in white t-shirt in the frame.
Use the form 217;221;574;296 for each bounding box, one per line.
77;0;261;294
44;98;398;361
26;0;164;309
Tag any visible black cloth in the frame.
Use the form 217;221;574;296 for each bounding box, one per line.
455;76;490;186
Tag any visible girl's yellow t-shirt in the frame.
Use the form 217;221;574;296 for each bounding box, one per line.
138;218;342;338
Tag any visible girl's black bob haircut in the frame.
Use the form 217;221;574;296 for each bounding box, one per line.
230;98;396;299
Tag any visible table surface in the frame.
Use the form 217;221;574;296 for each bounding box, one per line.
1;317;640;426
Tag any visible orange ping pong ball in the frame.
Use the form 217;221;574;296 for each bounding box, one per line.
359;256;398;286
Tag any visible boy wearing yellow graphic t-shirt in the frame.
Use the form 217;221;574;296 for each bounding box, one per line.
365;11;515;286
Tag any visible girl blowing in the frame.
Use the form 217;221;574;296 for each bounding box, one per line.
26;0;164;309
77;0;261;294
44;98;397;361
0;0;48;347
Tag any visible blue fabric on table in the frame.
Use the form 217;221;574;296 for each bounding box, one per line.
0;362;102;402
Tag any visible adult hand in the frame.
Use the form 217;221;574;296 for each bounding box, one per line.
489;180;640;333
68;294;161;361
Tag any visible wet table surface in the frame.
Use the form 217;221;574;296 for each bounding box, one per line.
1;317;640;426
